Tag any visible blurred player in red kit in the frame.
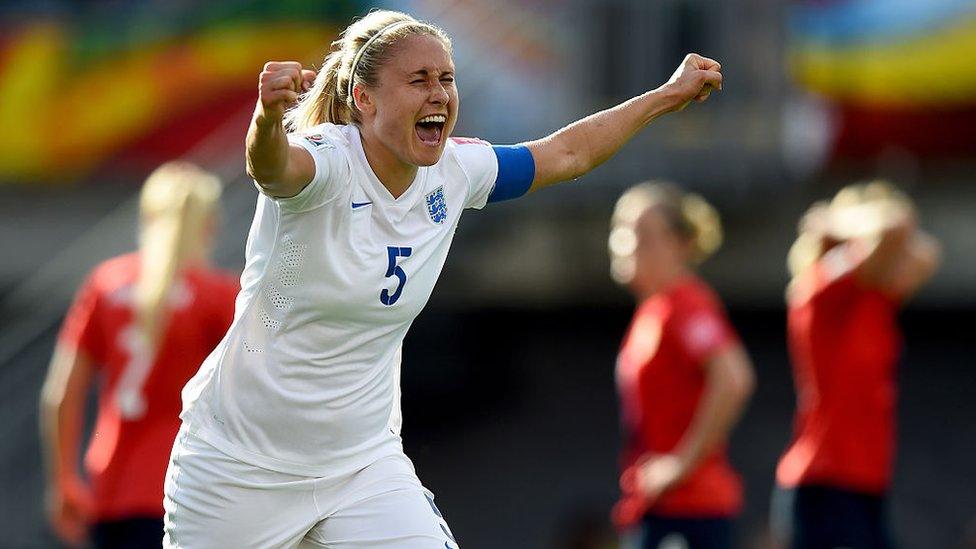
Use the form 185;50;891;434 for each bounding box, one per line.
609;182;755;549
40;162;239;548
772;181;941;549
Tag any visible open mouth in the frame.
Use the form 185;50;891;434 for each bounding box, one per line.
415;114;447;147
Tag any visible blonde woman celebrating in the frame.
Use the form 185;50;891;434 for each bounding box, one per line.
40;162;238;548
608;183;755;549
165;9;723;548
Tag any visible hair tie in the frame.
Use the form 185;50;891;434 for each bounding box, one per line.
347;21;414;101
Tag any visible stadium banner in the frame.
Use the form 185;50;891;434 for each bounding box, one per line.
0;2;368;182
789;0;976;160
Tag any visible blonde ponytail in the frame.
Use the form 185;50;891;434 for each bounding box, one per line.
285;46;350;130
284;9;451;132
680;192;723;263
135;162;221;351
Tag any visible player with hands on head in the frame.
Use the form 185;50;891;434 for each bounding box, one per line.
40;162;238;549
772;181;941;549
164;9;723;549
608;182;755;549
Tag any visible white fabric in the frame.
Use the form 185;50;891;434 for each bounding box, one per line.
180;123;498;477
163;426;458;549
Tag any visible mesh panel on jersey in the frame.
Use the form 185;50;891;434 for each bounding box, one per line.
267;285;294;311
243;340;263;353
259;310;282;331
278;236;308;288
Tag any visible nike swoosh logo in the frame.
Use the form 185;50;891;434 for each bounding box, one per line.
351;201;373;209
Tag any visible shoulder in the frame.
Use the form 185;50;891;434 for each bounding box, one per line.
634;296;675;335
291;123;353;152
668;278;739;358
667;277;733;333
277;124;355;211
673;276;726;315
448;136;491;148
443;136;492;165
440;136;498;189
88;253;139;292
790;245;862;306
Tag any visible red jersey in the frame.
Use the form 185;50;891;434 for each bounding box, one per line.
613;275;743;529
57;253;238;521
776;248;901;494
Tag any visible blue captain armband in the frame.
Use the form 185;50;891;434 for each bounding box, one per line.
487;145;536;202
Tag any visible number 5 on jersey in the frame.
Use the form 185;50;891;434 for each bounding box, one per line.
381;246;412;306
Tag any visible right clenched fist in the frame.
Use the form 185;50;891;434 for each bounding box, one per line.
661;53;723;113
257;61;317;123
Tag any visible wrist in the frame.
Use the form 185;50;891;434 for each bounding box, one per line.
645;85;684;119
253;106;284;131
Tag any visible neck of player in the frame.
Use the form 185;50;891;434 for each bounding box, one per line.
633;262;692;301
359;128;417;199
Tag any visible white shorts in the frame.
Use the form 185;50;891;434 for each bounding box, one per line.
163;426;458;548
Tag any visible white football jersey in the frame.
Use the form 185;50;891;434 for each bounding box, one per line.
181;123;505;476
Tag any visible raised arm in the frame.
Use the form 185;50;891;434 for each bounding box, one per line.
246;61;318;198
826;200;941;300
884;230;941;300
524;54;723;191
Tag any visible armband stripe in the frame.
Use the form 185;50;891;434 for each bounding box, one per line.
488;145;535;202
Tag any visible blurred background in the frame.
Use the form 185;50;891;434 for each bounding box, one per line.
0;0;973;547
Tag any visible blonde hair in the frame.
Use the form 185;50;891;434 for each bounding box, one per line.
787;179;913;278
284;10;452;131
786;201;830;280
135;161;221;350
609;181;723;284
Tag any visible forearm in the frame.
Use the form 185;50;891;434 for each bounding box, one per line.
564;86;680;171
673;358;752;473
911;230;942;275
885;229;942;299
524;53;721;190
246;110;291;187
39;347;90;490
40;393;84;489
529;86;681;189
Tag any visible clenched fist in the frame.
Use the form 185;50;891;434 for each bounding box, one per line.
662;53;723;113
256;61;317;124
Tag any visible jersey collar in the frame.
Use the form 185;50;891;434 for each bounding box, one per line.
349;125;427;219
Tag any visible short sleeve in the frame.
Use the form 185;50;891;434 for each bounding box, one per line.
452;138;536;209
261;130;350;213
452;138;499;210
675;307;737;366
57;273;106;362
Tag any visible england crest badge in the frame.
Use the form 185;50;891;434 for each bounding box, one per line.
425;186;447;224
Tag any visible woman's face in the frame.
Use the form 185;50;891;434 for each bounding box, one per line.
359;34;458;167
627;206;690;291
